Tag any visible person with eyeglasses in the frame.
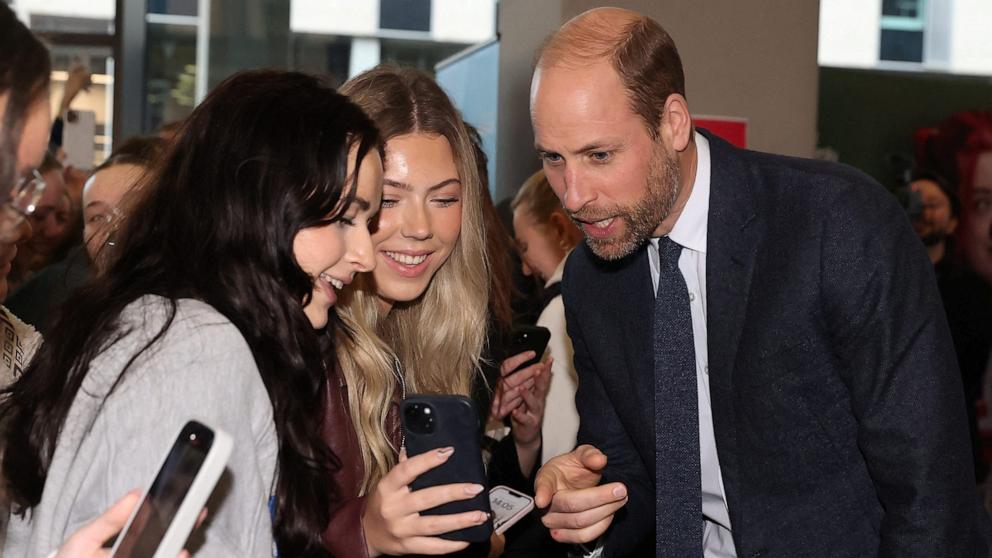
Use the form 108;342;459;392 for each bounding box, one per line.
6;152;72;294
4;137;166;333
0;3;52;392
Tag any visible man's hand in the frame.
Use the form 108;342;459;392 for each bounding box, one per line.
534;445;628;544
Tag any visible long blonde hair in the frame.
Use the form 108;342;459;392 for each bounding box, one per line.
336;66;491;492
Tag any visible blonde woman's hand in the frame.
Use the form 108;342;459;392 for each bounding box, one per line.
55;491;192;558
362;448;491;557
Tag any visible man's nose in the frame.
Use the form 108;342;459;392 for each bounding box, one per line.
561;168;594;213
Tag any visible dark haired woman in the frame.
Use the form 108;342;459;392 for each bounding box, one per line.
1;69;383;557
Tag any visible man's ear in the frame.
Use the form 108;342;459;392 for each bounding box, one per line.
658;93;692;153
948;215;959;235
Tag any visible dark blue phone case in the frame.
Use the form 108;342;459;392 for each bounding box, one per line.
402;395;493;543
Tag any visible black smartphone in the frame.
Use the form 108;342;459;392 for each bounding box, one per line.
402;395;493;542
506;325;551;373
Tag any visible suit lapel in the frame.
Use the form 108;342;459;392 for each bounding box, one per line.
702;129;761;527
598;246;656;459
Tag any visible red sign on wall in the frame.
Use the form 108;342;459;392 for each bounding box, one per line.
694;115;748;149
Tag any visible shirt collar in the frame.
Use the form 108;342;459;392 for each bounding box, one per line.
666;131;710;254
546;248;571;287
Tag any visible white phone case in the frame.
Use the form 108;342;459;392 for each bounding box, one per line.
109;420;233;558
63;109;96;170
490;484;535;535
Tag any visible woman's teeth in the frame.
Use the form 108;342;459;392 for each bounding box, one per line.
385;251;428;265
319;273;344;290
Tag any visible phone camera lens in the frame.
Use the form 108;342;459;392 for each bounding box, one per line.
405;403;436;435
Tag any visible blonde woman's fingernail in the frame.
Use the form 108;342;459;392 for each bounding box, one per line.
437;447;454;459
465;484;484;495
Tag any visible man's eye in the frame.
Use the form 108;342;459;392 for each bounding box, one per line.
591;151;612;162
541;153;563;165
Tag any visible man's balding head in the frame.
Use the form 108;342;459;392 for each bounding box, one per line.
535;7;685;139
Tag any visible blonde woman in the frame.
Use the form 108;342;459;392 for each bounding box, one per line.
321;66;551;558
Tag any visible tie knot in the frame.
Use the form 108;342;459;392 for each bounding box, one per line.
657;236;683;268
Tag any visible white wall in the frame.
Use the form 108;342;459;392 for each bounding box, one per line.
290;0;378;36
949;0;992;75
432;0;496;44
818;0;880;69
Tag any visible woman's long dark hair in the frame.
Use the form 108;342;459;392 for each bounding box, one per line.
0;69;381;557
0;3;51;193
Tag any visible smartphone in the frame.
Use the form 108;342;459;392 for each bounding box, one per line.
402;395;493;542
489;485;534;535
109;420;233;558
63;109;96;170
506;325;551;373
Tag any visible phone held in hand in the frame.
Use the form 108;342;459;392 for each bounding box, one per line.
402;395;493;542
63;109;96;170
489;485;535;535
507;325;551;373
109;420;232;558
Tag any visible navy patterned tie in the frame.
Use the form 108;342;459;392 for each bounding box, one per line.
653;237;702;556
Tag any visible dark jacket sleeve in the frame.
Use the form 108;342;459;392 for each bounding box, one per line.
820;179;990;557
487;433;538;495
564;291;654;557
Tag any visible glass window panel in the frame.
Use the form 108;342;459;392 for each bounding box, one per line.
145;23;198;131
880;29;924;62
380;0;431;32
882;0;922;18
379;38;467;75
290;34;352;88
147;0;198;17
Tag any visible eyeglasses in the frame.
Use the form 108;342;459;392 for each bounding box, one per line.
1;169;47;243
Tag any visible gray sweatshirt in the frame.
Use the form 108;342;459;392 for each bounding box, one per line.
3;296;278;557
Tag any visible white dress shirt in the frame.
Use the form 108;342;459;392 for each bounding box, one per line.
648;132;737;557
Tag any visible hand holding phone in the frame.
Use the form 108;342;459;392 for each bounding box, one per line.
489;485;534;535
506;326;551;374
54;491;195;558
362;447;489;557
402;396;492;542
109;420;231;558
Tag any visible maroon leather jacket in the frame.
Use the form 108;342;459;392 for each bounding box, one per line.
321;366;401;558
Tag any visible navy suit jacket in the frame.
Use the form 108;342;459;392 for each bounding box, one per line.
561;130;990;557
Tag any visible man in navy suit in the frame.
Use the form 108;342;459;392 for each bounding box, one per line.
531;7;989;557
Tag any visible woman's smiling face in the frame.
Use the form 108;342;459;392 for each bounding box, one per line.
371;133;462;309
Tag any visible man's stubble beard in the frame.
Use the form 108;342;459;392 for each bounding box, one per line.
581;142;681;261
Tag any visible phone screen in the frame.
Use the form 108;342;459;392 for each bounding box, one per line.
490;486;534;533
112;424;214;557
